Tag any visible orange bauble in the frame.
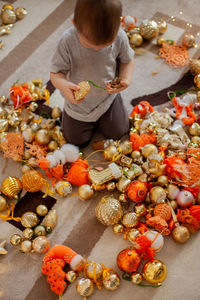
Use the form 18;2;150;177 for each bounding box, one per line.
22;170;44;192
66;159;89;186
126;180;148;203
117;249;141;273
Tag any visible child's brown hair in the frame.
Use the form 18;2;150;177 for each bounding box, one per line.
74;0;122;45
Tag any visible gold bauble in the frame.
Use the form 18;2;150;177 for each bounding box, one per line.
189;59;200;75
131;150;141;161
157;37;165;46
86;262;103;280
167;184;180;200
1;176;22;199
122;212;139;228
36;204;48;216
157;20;168;34
28;102;38;112
0;119;9;132
48;140;58;151
140;19;159;39
170;200;177;211
118;140;133;155
130;33;143;47
27;157;38;168
188;122;200;136
116;176;131;192
20;240;32;253
21;212;39;228
157;175;168;186
32;236;50;254
182;33;195;48
95;196;123;226
51;106;62;119
55;180;72;197
194;74;200;90
104;145;119;160
21;165;31;174
22;170;44;192
78;184;94;201
15;7;27;20
0;196;7;212
112;223;124;234
172;225;190;243
142;259;167;284
1;9;16;25
142;144;158;158
103;273;120;291
118;193;128;203
66;270;77;283
106;181;116;191
1;4;14;11
22;228;34;240
131;272;143;285
76;278;94;297
30;122;40;132
34;225;46;237
150;186;166;204
35;129;51;145
127;228;140;243
42;209;57;232
10;234;22;246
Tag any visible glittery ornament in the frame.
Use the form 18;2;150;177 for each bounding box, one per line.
86;262;103;280
131;273;143;285
142;144;158;158
34;225;46;237
112;223;124;234
95;196;123;226
150;186;166;204
22;228;34;240
32;236;50;253
21;212;39;228
36;205;48;217
157;20;167;34
106;181;116;191
1;176;22;199
10;234;22;246
20;240;32;253
42;209;57;232
182;34;195;48
22;170;44;192
172;225;190;243
66;270;77;283
142;259;167;284
104;145;119;160
140;19;159;39
122;212;139;228
55;181;72;197
103;272;120;290
0;196;7;212
78;184;94;201
117;249;141;273
126;180;148;203
15;7;27;20
130;33;143;47
76;278;94;297
118;140;133;155
74;81;90;101
35;129;51;145
127;228;140;243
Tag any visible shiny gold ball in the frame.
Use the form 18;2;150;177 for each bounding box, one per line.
150;186;166;204
131;150;142;161
157;175;168;186
86;262;103;280
1;176;23;199
51;106;62;119
112;223;124;234
48;140;58;151
20;240;32;253
1;9;16;25
103;273;120;291
142;144;158;158
15;7;27;20
10;234;22;246
140;19;159;39
66;271;77;283
143;259;167;284
172;225;190;243
34;225;46;237
1;4;14;11
157;20;168;34
22;228;34;240
32;236;50;253
131;272;143;285
104;145;119;160
157;37;165;46
127;228;140;243
194;74;200;90
28;102;38;112
36;205;48;216
78;184;94;201
35;129;51;145
21;212;39;228
188;122;200;136
0;196;7;212
118;193;128;203
106;181;116;191
21;165;31;174
182;33;195;48
130;33;143;47
122;212;139;228
76;278;94;297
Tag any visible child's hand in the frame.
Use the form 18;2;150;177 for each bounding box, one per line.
62;81;84;104
106;78;130;94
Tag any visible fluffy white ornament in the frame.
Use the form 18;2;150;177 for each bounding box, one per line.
46;154;57;168
61;144;80;162
53;150;66;164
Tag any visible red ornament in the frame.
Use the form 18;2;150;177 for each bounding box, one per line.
126;180;148;203
117;249;141;273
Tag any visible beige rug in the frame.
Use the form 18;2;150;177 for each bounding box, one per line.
0;0;200;299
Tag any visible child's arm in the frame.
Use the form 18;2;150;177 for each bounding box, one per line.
50;72;81;104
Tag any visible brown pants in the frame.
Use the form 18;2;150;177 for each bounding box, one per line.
62;93;129;146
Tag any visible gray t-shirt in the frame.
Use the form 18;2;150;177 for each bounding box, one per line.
51;26;134;122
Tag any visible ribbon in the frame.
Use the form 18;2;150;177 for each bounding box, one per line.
43;180;55;198
0;203;21;222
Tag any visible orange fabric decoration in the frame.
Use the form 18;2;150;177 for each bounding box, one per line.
172;97;196;125
9;84;32;108
0;132;24;161
41;259;65;275
130;132;157;151
134;235;156;261
25;142;47;160
130;101;154;118
38;158;50;169
137;222;148;234
177;207;200;232
146;216;168;232
45;164;64;186
154;204;172;222
159;41;189;67
66;159;89;186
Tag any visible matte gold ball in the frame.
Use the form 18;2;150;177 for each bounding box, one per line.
20;240;32;253
35;129;51;145
130;33;143;47
1;9;16;25
188;122;200;136
112;223;124;234
36;205;48;216
15;7;27;20
131;150;142;161
0;196;7;212
131;272;143;285
142;259;167;284
172;225;190;243
78;184;94;201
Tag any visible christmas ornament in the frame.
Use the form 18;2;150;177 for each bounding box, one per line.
154;204;172;221
142;144;158;158
140;19;159;39
116;176;131;192
126;180;148;203
188;122;200;136
131;150;142;162
22;170;44;192
127;228;140;243
1;9;16;24
125;164;143;180
146;216;168;232
0;196;7;212
32;236;50;253
176;190;195;207
138;173;148;182
48;140;58;151
86;262;103;279
104;145;119;160
22;128;34;142
103;272;120;290
142;259;167;284
143;230;164;252
55;180;72;197
78;184;94;201
106;181;116;191
118;140;133;155
121;212;139;228
156;175;168;186
0;240;7;255
189;58;200;75
27;157;38;168
15;7;27;20
0;119;9;132
157;20;167;34
131;273;143;285
66;270;77;283
76;278;94;297
35;129;51;145
182;33;195;48
167;184;180;200
42;209;57;233
112;223;124;234
170;200;177;210
21;212;39;228
1;4;14;11
1;176;22;199
130;33;143;47
21;165;31;174
51;106;62;119
134;203;146;217
117;249;141;273
20;240;32;253
172;225;190;243
36;204;48;217
121;15;137;31
89;162;122;185
150;186;166;204
10;234;22;246
22;228;34;240
34;225;46;237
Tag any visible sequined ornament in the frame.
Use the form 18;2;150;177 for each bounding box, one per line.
142;259;167;284
32;236;50;253
22;170;44;192
95;196;123;226
117;249;141;273
172;225;190;243
0;196;7;212
34;225;46;236
131;273;143;285
154;203;171;221
122;212;139;228
126;180;148;203
140;19;159;39
127;228;140;243
157;20;168;34
78;184;94;201
143;230;164;252
51;106;62;119
35;129;51;145
76;278;94;297
22;228;34;240
42;209;57;233
15;7;27;20
182;33;195;48
74;81;90;101
1;176;22;199
1;9;16;24
103;272;120;290
150;186;166;204
10;234;22;246
66;270;77;283
55;181;72;197
20;240;32;253
86;262;103;280
36;204;48;217
21;212;39;228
